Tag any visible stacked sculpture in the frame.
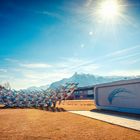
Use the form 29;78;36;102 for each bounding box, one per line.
0;83;78;109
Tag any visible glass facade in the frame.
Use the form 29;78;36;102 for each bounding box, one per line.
73;88;94;100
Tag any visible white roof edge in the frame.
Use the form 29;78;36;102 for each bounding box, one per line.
93;78;140;88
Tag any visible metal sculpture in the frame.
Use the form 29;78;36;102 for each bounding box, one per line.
0;83;78;110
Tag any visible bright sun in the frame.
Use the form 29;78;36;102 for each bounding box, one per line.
98;0;120;20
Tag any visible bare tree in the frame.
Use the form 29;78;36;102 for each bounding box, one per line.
3;82;11;90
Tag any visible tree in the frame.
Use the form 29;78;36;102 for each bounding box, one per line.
3;82;11;90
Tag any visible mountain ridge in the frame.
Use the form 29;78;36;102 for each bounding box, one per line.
49;72;139;89
25;72;140;91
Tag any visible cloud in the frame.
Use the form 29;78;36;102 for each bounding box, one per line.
1;59;98;89
57;57;92;69
28;9;64;21
106;45;140;58
10;4;63;20
20;63;52;68
107;70;140;76
85;0;93;7
9;78;40;90
24;71;71;80
55;57;100;74
11;72;70;90
5;55;140;90
109;52;140;62
0;69;7;73
127;58;140;64
35;10;62;18
118;58;140;65
9;57;99;89
5;58;19;63
0;75;9;78
77;64;100;73
15;69;72;89
86;44;140;65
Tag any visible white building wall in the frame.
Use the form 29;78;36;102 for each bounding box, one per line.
94;78;140;114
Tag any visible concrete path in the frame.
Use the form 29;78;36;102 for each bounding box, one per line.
69;110;140;131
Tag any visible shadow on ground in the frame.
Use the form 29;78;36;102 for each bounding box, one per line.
90;109;140;121
0;106;66;112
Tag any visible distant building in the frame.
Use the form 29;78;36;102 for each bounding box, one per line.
68;86;94;100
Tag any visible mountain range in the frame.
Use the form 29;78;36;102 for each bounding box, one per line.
27;72;140;91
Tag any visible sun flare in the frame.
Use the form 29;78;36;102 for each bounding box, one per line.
98;0;120;20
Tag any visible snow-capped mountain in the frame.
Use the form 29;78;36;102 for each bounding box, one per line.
25;72;140;91
26;85;49;92
49;72;139;89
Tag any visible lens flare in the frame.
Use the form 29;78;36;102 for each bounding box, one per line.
98;0;120;20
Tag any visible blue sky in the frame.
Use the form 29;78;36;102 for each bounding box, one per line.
0;0;140;89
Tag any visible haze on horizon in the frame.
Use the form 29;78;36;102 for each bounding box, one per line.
0;0;140;89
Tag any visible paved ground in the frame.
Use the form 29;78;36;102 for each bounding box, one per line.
69;110;140;131
56;100;95;111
